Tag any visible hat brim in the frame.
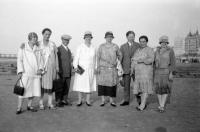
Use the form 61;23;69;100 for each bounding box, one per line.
159;41;169;44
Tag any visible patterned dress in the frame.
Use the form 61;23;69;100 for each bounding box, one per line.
131;46;154;94
97;43;122;87
154;46;176;94
39;41;59;94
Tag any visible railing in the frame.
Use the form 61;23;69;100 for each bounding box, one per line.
0;54;17;59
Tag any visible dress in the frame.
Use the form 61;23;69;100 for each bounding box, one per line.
97;43;122;97
17;43;43;98
73;43;96;93
131;46;154;94
154;46;176;94
39;41;59;93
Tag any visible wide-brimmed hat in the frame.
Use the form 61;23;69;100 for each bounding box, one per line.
84;31;93;39
61;34;72;40
105;31;114;38
159;35;169;44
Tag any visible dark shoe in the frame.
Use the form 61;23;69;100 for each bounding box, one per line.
86;102;92;107
27;106;37;112
16;108;23;115
76;101;82;107
136;95;141;105
110;103;117;107
143;104;147;110
100;103;105;107
62;100;72;106
48;105;57;110
136;106;141;111
56;102;64;107
120;101;129;106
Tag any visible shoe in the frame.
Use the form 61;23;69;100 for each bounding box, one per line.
27;106;37;112
76;101;82;107
62;100;72;106
56;102;64;107
120;101;129;106
136;95;141;105
39;105;45;110
110;103;117;107
48;105;57;110
158;106;165;113
136;106;142;111
100;103;105;107
16;108;23;115
86;102;92;107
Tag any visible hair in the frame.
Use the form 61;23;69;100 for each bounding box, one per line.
126;31;135;37
139;35;148;42
84;34;93;39
42;28;52;35
28;32;38;41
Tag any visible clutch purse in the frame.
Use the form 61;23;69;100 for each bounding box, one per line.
76;65;85;75
13;77;25;96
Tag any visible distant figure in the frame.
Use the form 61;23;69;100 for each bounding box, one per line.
16;32;43;114
120;31;140;106
154;35;176;113
56;34;73;107
97;31;122;107
131;35;154;111
39;28;59;110
73;31;97;106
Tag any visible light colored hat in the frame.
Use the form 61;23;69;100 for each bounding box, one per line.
61;34;72;40
84;31;93;38
159;35;169;44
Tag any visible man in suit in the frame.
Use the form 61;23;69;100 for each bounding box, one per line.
120;31;140;106
56;34;73;107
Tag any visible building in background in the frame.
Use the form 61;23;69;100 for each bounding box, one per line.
174;37;185;56
185;30;200;55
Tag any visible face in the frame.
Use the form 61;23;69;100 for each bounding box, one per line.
43;31;51;41
139;38;147;48
84;36;92;43
105;36;113;43
127;33;135;42
29;36;38;45
160;42;168;48
62;39;70;46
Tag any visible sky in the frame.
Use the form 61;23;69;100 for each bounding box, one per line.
0;0;200;54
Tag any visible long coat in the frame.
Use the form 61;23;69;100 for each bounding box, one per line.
39;41;59;93
57;45;72;78
73;43;97;93
17;42;43;98
120;42;140;75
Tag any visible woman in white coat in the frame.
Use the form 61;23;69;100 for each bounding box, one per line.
73;31;97;106
16;32;43;114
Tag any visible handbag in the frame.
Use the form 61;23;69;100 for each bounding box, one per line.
13;77;25;96
76;65;85;75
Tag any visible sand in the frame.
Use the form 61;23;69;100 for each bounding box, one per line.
0;74;199;132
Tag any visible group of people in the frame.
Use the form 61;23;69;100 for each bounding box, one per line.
16;28;176;115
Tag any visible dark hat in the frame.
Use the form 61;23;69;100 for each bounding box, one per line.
84;31;93;39
105;31;114;38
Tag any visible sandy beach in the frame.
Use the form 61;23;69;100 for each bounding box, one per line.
0;72;199;132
